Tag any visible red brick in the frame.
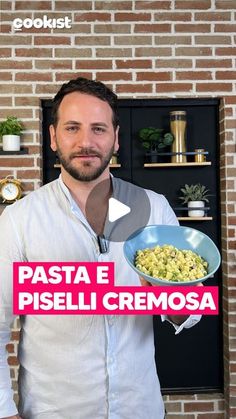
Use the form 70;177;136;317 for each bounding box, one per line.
215;24;236;32
216;71;236;80
0;48;11;57
175;0;211;8
15;1;52;9
216;0;236;8
175;23;211;32
0;109;32;119
54;23;91;34
75;35;110;45
94;24;131;33
0;84;33;94
114;36;152;46
195;12;231;21
175;47;212;56
55;72;92;82
185;402;214;412
34;36;71;45
0;169;14;178
35;60;72;70
35;85;59;95
96;1;132;10
155;12;191;21
15;72;53;82
0;1;12;10
0;97;12;106
156;83;192;93
55;1;92;10
21;182;35;192
15;48;53;58
0;24;11;33
74;12;111;22
196;83;232;92
0;60;32;69
0;35;32;45
115;12;151;21
155;35;191;45
116;59;152;69
116;84;152;93
137;72;172;81
196;59;232;68
135;23;171;33
0;72;12;81
96;72;132;81
216;47;236;56
224;96;236;105
135;1;171;9
96;48;132;57
156;58;192;68
55;48;92;58
0;158;34;167
176;71;212;80
195;35;231;45
76;59;112;69
16;170;41;179
15;97;40;106
136;47;171;57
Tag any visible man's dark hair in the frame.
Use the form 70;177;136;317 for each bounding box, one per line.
51;77;119;129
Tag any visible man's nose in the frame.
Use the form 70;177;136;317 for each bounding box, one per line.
77;128;92;147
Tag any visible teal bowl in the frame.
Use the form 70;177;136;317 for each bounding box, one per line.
123;225;221;285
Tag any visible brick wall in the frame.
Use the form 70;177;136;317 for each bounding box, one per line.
0;0;235;417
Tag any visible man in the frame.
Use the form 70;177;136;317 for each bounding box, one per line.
0;78;200;419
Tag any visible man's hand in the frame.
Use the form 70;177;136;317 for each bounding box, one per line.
139;276;203;325
4;415;22;419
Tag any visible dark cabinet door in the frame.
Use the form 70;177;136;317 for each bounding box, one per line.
42;98;223;392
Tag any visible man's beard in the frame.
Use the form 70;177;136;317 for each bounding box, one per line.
56;144;115;182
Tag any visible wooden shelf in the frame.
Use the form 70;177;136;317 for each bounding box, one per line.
177;216;213;221
54;164;61;168
0;148;29;155
109;163;121;168
144;162;211;167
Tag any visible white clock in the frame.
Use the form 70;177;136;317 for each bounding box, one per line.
0;176;22;203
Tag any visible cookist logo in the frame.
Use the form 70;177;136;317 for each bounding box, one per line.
12;15;72;32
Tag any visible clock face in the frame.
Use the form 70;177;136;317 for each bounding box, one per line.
1;182;19;201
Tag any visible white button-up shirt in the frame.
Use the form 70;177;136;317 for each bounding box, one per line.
0;176;200;419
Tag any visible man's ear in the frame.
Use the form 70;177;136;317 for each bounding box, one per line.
49;124;57;152
114;125;120;153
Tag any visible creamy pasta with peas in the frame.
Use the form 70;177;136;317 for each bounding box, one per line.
135;244;208;282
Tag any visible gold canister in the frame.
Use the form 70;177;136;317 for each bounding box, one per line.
170;110;187;163
194;149;206;163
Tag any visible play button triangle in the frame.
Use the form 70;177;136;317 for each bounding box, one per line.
108;197;131;222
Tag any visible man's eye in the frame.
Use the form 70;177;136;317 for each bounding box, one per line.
93;126;106;134
66;126;78;132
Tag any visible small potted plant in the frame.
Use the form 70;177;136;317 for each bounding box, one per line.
179;183;210;217
0;116;24;151
138;127;173;163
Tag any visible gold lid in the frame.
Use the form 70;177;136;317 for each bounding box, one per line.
170;110;186;115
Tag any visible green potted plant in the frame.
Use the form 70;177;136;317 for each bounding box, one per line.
0;116;24;151
138;127;174;163
179;183;210;217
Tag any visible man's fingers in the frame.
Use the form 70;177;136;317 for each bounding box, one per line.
139;276;152;286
